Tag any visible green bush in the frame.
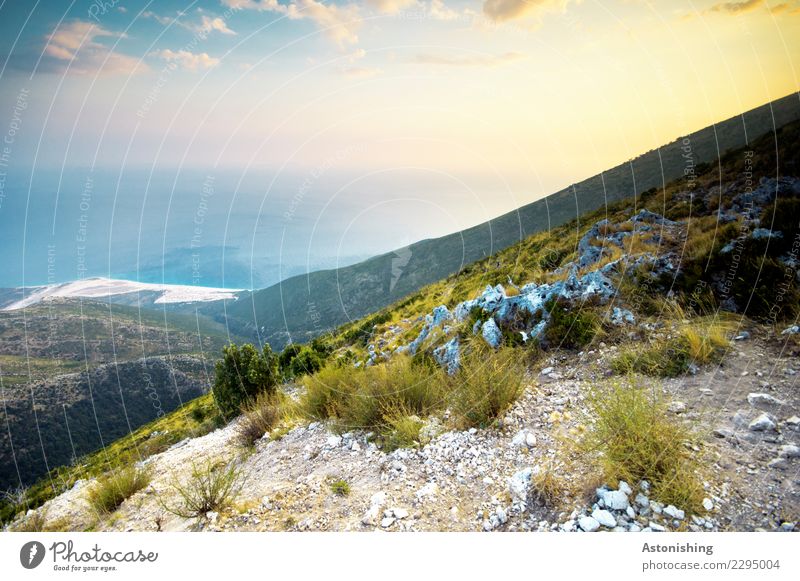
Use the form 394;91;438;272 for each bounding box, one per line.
87;465;151;515
543;299;600;349
212;343;279;420
329;479;350;496
235;392;282;447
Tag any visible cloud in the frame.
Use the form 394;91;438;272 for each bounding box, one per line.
152;49;220;70
482;0;568;23
770;2;800;13
366;0;419;13
222;0;361;49
707;0;764;14
338;65;383;78
38;20;144;75
410;51;526;67
429;0;461;20
197;15;237;35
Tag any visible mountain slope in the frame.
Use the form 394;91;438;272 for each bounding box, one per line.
222;92;800;348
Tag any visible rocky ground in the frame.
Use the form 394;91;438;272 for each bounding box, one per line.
21;324;799;533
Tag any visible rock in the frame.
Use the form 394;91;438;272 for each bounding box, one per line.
578;515;600;532
525;433;538;447
541;366;554;375
649;522;666;532
626;506;636;519
650;501;663;515
599;489;629;511
781;325;800;336
433;337;460;374
592;509;616;528
618;481;633;495
749;413;777;432
496;507;508;525
326;435;343;448
206;511;219;524
481;318;503;349
663;505;685;520
380;517;395;528
628;523;641;532
779;444;800;459
362;491;388;525
508;468;533;504
734;331;750;341
702;498;714;511
511;430;528;447
668;401;687;414
610;307;636;326
635;493;650;508
415;482;439;503
392;508;409;519
785;416;800;430
747;393;786;406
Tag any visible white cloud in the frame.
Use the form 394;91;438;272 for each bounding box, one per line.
429;0;460;20
152;49;220;70
482;0;569;23
197;15;237;35
222;0;361;49
366;0;419;14
42;20;144;75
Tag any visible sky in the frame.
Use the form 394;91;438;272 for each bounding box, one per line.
0;0;798;287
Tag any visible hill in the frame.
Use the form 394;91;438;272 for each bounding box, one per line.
220;92;800;348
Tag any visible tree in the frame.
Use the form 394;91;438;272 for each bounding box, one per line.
212;343;279;419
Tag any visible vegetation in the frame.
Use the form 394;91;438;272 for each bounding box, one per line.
212;343;280;419
612;316;732;377
235;392;285;447
542;298;601;350
87;465;152;515
581;380;703;512
163;460;244;519
329;479;351;497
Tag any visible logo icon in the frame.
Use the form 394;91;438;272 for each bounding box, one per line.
20;541;46;569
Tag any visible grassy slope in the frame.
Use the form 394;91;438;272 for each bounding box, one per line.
5;107;798;526
222;92;800;348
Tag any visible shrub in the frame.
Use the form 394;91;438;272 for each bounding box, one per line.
542;299;600;349
329;479;350;496
382;411;425;451
450;347;527;429
87;465;151;515
581;379;703;512
530;465;563;507
289;347;323;378
612;318;731;377
212;343;279;420
235;392;282;447
10;510;47;532
163;460;244;518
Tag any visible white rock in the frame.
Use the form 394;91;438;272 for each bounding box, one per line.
600;489;630;511
415;482;439;502
747;393;786;406
541;367;554;375
668;401;687;414
702;498;714;511
779;444;800;459
381;517;395;528
635;493;649;508
508;468;533;503
525;433;538;447
626;506;636;519
785;416;800;430
578;515;600;532
650;522;666;532
326;435;343;447
749;413;777;432
496;508;508;524
592;508;617;528
663;505;685;520
618;481;633;495
511;430;527;447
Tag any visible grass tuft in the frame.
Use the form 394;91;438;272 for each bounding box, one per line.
87;465;151;515
163;460;244;519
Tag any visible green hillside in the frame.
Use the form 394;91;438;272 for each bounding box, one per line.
220;92;800;348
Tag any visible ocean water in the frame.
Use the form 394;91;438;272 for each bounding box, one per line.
0;167;519;290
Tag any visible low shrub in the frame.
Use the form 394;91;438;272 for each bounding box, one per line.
329;479;350;496
581;379;703;512
449;347;527;429
542;299;600;349
382;411;425;451
235;392;283;447
163;460;244;519
87;465;151;515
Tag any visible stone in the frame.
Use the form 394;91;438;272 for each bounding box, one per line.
785;416;800;430
508;468;533;504
747;393;786;406
541;366;554;376
415;482;439;503
618;481;633;496
734;331;750;341
511;430;527;447
626;507;636;519
649;522;666;532
702;498;714;511
663;505;685;520
326;435;343;448
635;493;650;508
433;337;460;375
380;517;395;528
592;509;617;528
668;401;687;414
749;413;777;432
779;444;800;459
610;307;636;326
599;489;630;511
481;318;503;349
525;433;538;447
496;507;508;524
392;508;409;519
781;325;800;336
578;515;600;532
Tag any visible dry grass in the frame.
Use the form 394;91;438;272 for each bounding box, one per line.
235;392;285;447
581;379;704;512
87;465;151;515
163;460;244;519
